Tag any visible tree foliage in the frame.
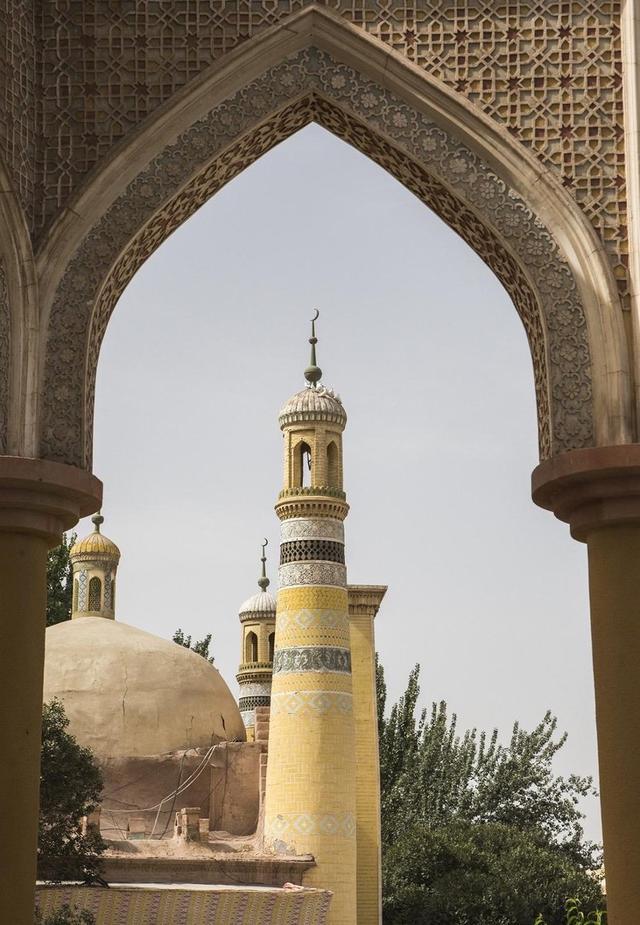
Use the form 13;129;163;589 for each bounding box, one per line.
172;628;214;663
46;533;76;627
377;658;605;924
39;700;105;884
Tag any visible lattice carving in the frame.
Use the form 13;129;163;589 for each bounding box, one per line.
0;0;35;224
35;2;626;307
0;260;8;454
280;539;346;565
41;49;595;468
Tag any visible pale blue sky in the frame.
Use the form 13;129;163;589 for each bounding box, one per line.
75;123;600;840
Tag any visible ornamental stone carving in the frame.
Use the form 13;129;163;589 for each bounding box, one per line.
41;48;594;467
273;646;352;675
280;518;345;543
0;261;8;454
30;1;625;315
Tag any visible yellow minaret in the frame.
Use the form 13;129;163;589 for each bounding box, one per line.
236;540;276;741
264;312;357;925
70;513;121;619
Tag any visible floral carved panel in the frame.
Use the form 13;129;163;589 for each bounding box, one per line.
41;49;594;469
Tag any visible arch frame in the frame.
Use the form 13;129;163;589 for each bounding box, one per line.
33;5;631;468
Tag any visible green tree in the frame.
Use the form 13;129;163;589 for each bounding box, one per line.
172;628;214;664
39;699;105;884
46;533;76;626
377;658;605;924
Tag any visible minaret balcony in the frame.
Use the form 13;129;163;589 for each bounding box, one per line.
237;662;273;683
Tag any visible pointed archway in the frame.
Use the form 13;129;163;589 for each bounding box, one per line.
32;7;630;470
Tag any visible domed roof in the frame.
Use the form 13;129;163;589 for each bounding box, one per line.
70;513;120;561
279;386;347;429
239;589;277;619
43;618;246;758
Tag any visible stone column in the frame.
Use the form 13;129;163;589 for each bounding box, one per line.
532;445;640;925
348;585;386;925
0;458;102;925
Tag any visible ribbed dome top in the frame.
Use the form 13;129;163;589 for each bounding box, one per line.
279;386;346;429
239;589;277;618
70;529;120;561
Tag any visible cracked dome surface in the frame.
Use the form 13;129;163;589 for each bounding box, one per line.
43;617;245;758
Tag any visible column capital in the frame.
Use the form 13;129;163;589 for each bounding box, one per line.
0;456;102;545
532;445;640;541
347;585;387;618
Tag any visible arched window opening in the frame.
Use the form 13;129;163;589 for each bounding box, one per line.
268;632;275;662
88;577;102;611
297;441;312;488
327;441;340;488
73;579;79;612
245;631;258;663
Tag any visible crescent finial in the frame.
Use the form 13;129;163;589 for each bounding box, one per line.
258;538;270;591
305;310;322;387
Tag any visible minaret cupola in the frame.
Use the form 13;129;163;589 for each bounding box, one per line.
236;540;276;738
276;310;348;521
69;513;121;619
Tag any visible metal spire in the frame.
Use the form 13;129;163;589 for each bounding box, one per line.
92;511;104;533
304;309;322;388
258;538;270;592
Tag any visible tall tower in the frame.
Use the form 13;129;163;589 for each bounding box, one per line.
264;312;357;925
70;513;121;619
236;541;276;740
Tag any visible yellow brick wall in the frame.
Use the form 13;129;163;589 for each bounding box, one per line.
265;584;356;925
348;585;386;925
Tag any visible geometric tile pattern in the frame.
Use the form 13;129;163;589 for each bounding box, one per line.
0;0;35;225
266;812;356;841
271;690;353;716
275;609;350;648
280;539;345;565
25;2;626;310
35;884;333;925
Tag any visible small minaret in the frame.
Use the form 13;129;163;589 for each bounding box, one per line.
264;312;357;925
236;540;276;741
70;513;121;619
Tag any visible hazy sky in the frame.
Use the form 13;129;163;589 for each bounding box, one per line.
75;123;600;840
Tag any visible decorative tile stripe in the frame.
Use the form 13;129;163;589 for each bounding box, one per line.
271;671;353;694
277;608;348;632
279;562;346;588
237;680;272;699
273;646;351;675
280;539;345;565
265;811;356;840
278;585;348;611
239;695;271;711
271;690;353;716
276;609;351;648
35;885;332;924
280;518;344;543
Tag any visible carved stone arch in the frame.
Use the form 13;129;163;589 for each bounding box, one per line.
35;8;631;470
0;154;37;458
